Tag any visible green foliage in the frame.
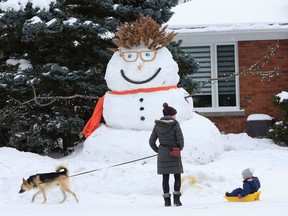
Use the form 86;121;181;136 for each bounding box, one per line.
268;94;288;146
0;65;106;154
0;0;198;155
1;1;178;71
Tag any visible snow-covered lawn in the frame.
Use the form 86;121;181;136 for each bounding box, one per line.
1;133;287;216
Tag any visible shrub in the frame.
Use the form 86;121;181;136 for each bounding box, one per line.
268;92;288;146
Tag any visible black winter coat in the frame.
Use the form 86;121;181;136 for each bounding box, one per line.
149;116;184;174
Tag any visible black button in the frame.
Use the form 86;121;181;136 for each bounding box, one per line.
140;116;145;121
140;107;144;111
139;98;144;102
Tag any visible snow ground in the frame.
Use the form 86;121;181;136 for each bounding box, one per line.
1;133;288;216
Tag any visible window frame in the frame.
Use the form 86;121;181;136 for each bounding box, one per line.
182;42;241;113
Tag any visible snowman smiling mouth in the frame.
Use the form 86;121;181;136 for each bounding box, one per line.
120;68;161;84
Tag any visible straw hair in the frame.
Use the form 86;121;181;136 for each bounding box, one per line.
112;14;177;50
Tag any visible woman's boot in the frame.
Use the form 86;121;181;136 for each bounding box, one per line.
163;193;171;206
173;191;182;206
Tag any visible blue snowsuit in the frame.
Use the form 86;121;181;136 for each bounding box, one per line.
227;177;261;197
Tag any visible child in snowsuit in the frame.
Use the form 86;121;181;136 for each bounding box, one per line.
225;168;261;198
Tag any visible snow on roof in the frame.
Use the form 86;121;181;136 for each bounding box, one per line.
167;0;288;33
1;0;287;34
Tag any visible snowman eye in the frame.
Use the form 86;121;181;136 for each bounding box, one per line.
122;52;138;62
140;50;157;62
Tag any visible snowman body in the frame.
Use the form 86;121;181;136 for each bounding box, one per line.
103;88;193;130
103;46;193;130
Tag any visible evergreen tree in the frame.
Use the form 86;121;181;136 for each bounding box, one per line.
0;0;198;155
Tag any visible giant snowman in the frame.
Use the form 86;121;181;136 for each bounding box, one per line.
82;15;223;165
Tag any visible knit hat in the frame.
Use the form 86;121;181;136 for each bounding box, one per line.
162;103;177;116
242;168;254;179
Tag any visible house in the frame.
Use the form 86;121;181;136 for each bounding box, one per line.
167;0;288;134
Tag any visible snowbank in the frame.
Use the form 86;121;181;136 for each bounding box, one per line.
83;112;223;165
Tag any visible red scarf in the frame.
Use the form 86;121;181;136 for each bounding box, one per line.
82;85;177;138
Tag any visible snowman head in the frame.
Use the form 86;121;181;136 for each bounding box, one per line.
105;14;180;91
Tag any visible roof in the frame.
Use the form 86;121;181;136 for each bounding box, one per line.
167;0;288;33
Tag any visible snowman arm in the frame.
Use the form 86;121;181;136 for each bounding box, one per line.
149;128;159;153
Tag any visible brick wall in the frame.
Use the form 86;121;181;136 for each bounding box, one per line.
208;39;288;134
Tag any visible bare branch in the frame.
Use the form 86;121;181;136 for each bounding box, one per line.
185;40;280;99
0;94;99;121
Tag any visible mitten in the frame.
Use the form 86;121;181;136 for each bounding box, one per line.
169;147;181;157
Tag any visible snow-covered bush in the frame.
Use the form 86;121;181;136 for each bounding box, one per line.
268;91;288;146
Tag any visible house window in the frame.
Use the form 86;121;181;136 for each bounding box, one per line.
217;45;237;107
181;44;239;111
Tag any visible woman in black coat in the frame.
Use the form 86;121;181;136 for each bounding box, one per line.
149;103;184;207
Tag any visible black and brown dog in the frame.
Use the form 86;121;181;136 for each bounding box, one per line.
19;165;78;203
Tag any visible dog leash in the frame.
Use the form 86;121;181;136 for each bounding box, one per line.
69;154;157;178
